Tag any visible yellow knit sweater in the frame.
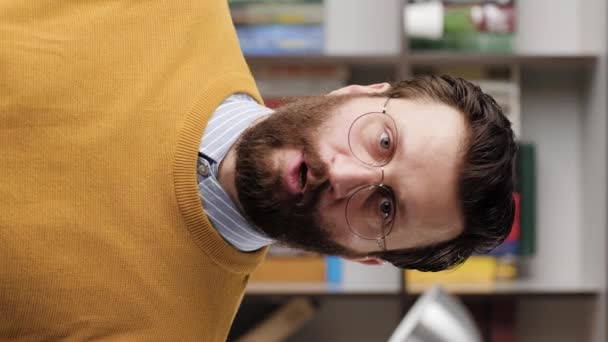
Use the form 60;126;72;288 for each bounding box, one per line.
0;1;267;340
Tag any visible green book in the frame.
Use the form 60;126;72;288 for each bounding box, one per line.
516;143;536;256
409;3;515;53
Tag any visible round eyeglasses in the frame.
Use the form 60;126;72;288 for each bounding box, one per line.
344;97;398;251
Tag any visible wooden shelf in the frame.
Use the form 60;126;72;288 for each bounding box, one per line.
408;52;598;67
406;279;602;296
245;53;598;68
246;279;601;297
245;55;401;66
246;282;401;297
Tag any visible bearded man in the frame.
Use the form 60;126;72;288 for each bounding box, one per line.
0;0;516;340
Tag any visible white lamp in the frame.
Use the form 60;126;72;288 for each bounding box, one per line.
388;285;482;342
404;1;444;40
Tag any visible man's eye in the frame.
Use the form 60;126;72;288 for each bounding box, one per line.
378;198;394;222
379;132;391;150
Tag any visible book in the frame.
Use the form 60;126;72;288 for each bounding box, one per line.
486;192;520;257
249;244;325;282
474;79;521;138
408;1;516;53
491;143;536;258
419;69;521;138
405;256;517;286
325;256;342;285
516;143;536;256
252;64;348;79
410;33;514;53
230;0;320;4
236;24;323;55
249;255;326;282
252;65;349;98
231;3;323;25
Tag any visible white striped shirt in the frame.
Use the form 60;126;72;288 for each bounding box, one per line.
197;93;275;251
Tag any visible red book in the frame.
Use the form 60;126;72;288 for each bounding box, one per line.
506;192;520;243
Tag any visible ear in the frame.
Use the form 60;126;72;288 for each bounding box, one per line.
347;256;385;266
328;82;391;96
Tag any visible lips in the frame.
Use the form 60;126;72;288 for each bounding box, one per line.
298;162;308;190
284;153;309;195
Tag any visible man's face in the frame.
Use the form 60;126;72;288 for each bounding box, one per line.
234;87;467;258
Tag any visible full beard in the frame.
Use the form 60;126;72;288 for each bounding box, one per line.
234;94;360;257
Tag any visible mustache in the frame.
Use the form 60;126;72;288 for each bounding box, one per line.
295;144;330;208
296;177;330;209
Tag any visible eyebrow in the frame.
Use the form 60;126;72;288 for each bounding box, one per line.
382;97;409;232
394;154;408;230
397;192;407;227
390;106;409;230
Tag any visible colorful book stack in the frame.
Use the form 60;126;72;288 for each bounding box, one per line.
230;0;324;55
251;64;349;107
516;143;536;257
249;244;326;282
407;0;516;53
412;65;520;136
475;79;521;138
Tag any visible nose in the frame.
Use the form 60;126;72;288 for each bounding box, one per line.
328;154;382;199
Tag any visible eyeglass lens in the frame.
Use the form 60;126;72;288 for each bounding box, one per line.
345;104;399;244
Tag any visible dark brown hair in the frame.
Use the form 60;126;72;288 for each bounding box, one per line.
369;75;518;272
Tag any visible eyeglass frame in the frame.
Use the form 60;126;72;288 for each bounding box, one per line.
344;97;398;252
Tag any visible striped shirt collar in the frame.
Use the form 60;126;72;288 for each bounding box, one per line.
198;93;274;251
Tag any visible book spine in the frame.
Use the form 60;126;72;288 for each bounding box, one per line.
252;65;349;98
236;25;323;55
405;256;501;284
231;3;323;25
230;0;321;5
409;1;516;53
517;143;536;256
325;256;342;286
486;192;520;257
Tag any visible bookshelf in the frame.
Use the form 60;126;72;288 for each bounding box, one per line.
406;279;601;297
246;282;401;297
409;53;598;67
246;278;600;297
235;1;607;341
247;53;598;68
246;55;401;66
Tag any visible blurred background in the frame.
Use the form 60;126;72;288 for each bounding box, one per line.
227;0;607;341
